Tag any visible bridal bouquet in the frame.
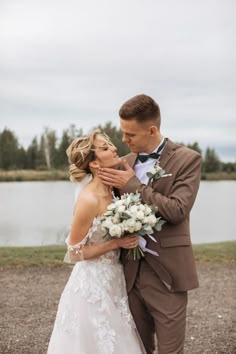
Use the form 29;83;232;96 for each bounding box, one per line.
101;192;166;260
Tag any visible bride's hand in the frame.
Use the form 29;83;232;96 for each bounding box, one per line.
115;235;139;249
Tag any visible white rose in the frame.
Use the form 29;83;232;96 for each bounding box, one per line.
129;212;137;221
117;205;126;213
112;216;120;224
139;204;145;211
144;206;152;215
129;205;138;213
121;220;127;230
127;227;135;233
155;165;162;173
103;210;113;216
115;200;124;207
107;203;116;211
126;219;136;227
124;196;131;206
147;214;157;226
102;218;113;229
136;210;145;220
134;221;142;232
109;225;123;237
150;167;157;175
124;219;136;234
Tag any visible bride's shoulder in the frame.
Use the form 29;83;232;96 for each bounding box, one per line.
74;188;99;214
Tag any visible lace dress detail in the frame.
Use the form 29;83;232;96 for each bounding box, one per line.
47;218;145;354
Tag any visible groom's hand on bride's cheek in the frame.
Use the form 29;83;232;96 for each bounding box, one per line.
98;160;135;189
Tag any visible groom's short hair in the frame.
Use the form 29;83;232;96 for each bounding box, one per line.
119;94;161;126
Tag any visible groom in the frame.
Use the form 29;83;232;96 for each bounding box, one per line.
98;94;201;354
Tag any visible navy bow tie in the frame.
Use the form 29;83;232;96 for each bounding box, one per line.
137;152;160;163
137;138;167;163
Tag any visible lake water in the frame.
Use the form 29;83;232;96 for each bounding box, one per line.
0;181;235;247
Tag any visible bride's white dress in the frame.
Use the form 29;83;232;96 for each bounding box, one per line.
47;217;146;354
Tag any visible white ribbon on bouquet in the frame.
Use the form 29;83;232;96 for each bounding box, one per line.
138;235;159;256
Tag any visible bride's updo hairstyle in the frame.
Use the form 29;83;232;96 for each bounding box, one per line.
66;129;112;183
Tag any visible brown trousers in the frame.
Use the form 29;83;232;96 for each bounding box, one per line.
128;260;187;354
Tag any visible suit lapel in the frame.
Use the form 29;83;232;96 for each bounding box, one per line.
147;139;176;188
123;153;138;169
158;138;177;170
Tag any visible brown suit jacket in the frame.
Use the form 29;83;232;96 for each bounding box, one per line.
120;138;202;293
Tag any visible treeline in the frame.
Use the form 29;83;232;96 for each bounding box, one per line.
0;123;235;174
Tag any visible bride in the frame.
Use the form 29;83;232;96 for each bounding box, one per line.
47;129;146;354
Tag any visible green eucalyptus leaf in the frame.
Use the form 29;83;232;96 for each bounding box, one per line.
146;172;153;178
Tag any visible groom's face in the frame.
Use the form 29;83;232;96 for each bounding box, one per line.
120;118;153;153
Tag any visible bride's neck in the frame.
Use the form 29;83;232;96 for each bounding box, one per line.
90;175;112;197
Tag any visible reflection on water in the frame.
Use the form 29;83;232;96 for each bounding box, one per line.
0;181;235;246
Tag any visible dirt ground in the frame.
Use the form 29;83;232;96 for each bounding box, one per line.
0;263;235;354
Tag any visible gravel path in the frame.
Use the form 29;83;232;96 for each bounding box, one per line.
0;263;235;354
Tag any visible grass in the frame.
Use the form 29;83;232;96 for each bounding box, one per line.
193;241;236;263
0;241;235;267
0;245;67;267
202;172;236;181
0;169;69;182
0;170;236;182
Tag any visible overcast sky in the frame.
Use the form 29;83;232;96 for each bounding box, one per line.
0;0;235;161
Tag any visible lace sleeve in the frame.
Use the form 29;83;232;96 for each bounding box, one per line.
63;235;86;264
63;218;101;264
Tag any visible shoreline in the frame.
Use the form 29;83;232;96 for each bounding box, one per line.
0;241;235;267
0;169;236;181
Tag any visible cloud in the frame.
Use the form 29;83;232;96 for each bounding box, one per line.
0;0;235;161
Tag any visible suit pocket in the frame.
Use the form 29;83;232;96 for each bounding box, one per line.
159;236;191;248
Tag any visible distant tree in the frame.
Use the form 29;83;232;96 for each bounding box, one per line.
68;124;83;140
17;147;27;169
0;128;19;169
204;147;221;173
27;137;39;169
37;136;47;170
39;128;57;169
186;142;202;155
56;130;72;168
221;161;236;173
176;141;202;155
2;124;234;175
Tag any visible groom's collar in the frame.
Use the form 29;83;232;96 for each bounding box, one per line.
123;138;177;169
138;137;166;155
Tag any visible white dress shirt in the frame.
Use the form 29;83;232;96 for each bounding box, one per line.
134;138;166;184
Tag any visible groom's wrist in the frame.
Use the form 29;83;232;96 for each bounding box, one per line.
120;176;142;194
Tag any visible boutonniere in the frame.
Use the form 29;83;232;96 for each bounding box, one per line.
146;165;172;183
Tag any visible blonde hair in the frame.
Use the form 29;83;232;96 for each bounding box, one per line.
66;129;113;183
